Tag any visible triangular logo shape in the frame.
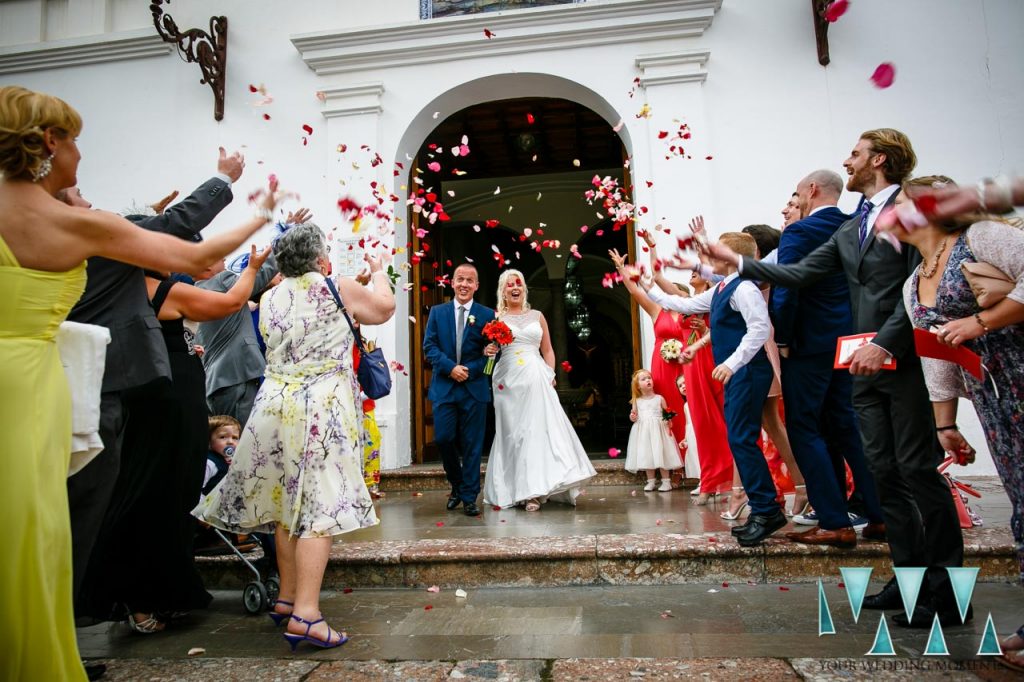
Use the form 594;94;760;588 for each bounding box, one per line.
946;567;979;624
818;580;835;636
866;614;896;656
924;612;949;656
977;613;1003;656
893;567;927;616
840;567;873;624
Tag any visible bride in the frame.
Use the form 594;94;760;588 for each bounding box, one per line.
482;269;597;511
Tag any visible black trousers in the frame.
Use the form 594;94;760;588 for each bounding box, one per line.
852;359;964;610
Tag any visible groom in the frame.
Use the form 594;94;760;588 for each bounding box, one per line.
423;263;496;517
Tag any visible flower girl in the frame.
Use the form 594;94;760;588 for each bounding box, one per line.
625;369;684;491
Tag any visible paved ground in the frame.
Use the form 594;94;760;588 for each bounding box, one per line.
82;583;1024;679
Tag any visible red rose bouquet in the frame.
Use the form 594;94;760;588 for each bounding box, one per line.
482;320;514;376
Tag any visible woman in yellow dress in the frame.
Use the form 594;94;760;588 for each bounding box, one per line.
0;86;283;681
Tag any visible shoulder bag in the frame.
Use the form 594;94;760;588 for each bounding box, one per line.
324;277;392;399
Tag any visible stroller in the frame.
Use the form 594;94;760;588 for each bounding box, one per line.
196;525;280;614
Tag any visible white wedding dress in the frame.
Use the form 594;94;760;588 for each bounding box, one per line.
482;310;597;508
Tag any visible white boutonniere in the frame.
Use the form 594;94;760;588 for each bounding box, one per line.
467;314;476;326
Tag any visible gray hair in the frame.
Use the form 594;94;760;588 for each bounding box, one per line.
802;169;844;198
275;222;327;277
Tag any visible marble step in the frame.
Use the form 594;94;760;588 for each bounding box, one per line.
197;526;1018;591
380;459;697;492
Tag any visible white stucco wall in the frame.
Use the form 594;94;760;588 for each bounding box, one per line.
3;0;1021;474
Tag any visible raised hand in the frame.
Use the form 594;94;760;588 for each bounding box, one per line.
285;207;312;226
608;248;626;270
246;244;273;271
688;215;706;238
217;147;245;183
704;241;740;267
150;189;179;215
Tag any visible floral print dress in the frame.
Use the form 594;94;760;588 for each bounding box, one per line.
194;272;377;538
904;225;1024;583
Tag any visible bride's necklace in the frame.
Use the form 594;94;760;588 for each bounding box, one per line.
919;237;948;279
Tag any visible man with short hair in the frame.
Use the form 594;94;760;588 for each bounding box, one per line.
707;129;966;627
423;263;496;517
771;169;885;549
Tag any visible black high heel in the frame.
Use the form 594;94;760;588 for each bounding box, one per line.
282;614;348;651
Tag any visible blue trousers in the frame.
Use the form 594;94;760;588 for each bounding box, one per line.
782;352;884;530
723;356;778;516
433;383;487;503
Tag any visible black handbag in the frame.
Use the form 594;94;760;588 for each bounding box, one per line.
324;278;392;399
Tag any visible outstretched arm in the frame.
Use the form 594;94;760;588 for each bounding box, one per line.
609;248;661;319
157;245;273;321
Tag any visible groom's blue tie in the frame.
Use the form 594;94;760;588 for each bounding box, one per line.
455;304;466;364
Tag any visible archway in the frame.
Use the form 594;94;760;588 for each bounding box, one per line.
397;77;641;464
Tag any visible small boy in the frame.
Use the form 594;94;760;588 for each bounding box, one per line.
645;232;784;546
204;415;240;496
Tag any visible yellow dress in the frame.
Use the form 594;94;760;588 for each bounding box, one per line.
0;234;87;681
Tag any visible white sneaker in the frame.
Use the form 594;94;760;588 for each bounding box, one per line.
643;480;657;492
690;482;702;496
658;480;673;492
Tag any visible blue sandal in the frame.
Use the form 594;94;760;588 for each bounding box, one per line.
267;600;294;626
282;614;348;651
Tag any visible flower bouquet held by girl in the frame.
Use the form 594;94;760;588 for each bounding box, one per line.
482;319;514;375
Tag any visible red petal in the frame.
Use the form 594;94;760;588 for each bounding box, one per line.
914;194;938;216
526;113;535;124
435;521;444;527
263;113;271;121
424;605;433;610
492;505;501;511
870;62;896;89
779;586;790;591
302;124;314;135
824;0;849;22
342;587;354;594
657;131;669;139
248;84;258;93
483;28;495;38
560;361;572;372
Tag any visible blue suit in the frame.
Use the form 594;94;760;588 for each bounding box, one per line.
423;300;495;503
772;206;884;530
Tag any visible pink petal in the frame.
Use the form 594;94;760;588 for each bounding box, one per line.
824;0;849;22
870;62;896;89
427;162;441;172
608;447;621;458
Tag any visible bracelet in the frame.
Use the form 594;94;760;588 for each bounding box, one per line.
254;207;273;222
935;425;959;432
992;175;1014;210
974;312;991;334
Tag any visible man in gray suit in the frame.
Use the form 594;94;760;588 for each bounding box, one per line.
707;129;965;628
194;209;309;426
65;148;244;615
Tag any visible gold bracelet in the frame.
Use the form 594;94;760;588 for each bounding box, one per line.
974;312;991;334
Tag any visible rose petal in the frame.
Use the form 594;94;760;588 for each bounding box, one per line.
343;587;354;593
455;589;468;598
424;605;433;610
188;647;206;656
824;0;849;22
427;585;440;593
608;447;621;458
870;62;896;89
435;521;444;527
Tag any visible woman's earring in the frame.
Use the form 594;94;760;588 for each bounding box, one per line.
32;153;53;182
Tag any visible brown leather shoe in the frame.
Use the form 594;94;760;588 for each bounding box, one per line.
861;522;887;542
784;525;857;548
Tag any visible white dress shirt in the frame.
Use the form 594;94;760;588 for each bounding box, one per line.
647;273;770;373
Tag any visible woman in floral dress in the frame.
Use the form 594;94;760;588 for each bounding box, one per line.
884;176;1024;664
195;223;395;650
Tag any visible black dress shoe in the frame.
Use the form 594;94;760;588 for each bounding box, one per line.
730;522;751;536
446;495;461;511
862;577;901;610
463;501;481;516
892;603;973;629
735;510;787;547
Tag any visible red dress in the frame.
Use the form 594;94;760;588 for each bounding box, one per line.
649;310;689;466
679;314;734;494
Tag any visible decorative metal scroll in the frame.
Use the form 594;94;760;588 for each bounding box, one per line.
151;0;228;121
811;0;831;66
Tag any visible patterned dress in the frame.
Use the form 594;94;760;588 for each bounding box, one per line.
194;273;377;537
903;223;1024;583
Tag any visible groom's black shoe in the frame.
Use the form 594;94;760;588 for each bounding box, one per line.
446;494;461;511
862;576;902;610
734;510;787;547
463;501;481;517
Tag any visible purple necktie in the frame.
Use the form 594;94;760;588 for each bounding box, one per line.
858;200;874;246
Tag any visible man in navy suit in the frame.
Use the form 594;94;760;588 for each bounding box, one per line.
423;264;496;517
772;170;885;548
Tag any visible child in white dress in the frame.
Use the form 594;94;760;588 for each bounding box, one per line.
625;369;684;491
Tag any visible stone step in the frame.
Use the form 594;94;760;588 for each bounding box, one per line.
197;527;1018;591
380;459;698;492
